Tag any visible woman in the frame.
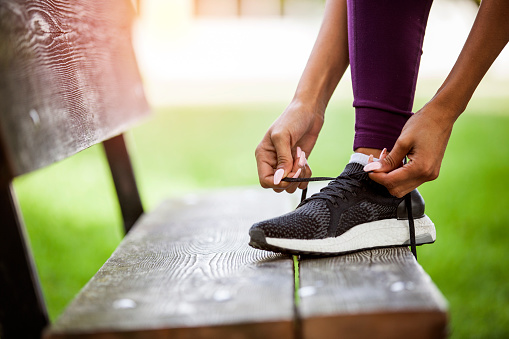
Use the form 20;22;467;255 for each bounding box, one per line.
249;0;509;255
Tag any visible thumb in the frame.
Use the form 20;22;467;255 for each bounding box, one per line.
364;140;410;173
271;132;294;185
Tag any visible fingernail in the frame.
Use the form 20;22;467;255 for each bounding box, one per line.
297;146;302;158
364;162;382;172
292;168;302;178
274;168;285;185
299;151;306;167
368;154;374;163
380;148;387;161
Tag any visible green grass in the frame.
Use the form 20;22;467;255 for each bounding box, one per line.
14;97;509;338
293;255;301;307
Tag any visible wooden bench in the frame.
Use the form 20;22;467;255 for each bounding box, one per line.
0;1;449;338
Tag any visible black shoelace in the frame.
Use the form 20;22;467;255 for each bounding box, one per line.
283;170;418;260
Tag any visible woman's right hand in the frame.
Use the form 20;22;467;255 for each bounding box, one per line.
253;0;349;194
255;99;325;193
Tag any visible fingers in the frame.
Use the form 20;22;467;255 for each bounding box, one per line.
360;106;452;197
364;148;415;197
281;148;310;194
364;140;409;173
271;130;294;184
284;167;302;194
255;137;279;189
298;151;311;191
255;104;323;193
364;142;414;197
369;163;421;198
279;147;306;186
366;145;441;198
255;131;295;190
362;139;413;197
256;140;311;193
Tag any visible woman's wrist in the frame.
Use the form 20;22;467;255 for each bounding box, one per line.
292;74;338;116
289;95;327;119
419;92;463;129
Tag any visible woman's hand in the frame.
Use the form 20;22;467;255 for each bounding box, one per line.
254;0;349;194
255;100;324;193
365;0;509;198
364;102;455;197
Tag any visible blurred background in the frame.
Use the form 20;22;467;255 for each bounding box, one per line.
14;0;509;338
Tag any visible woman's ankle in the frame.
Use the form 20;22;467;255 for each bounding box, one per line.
354;147;383;158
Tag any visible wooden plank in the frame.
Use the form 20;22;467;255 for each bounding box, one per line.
298;247;449;339
0;0;149;179
45;188;298;339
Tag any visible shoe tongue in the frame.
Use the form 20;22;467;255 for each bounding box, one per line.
341;162;365;176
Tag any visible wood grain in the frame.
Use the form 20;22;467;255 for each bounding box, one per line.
45;188;297;339
0;0;149;179
298;247;449;339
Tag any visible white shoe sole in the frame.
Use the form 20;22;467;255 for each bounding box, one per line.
264;215;435;254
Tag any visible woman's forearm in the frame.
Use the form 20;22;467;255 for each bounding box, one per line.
293;0;349;113
428;0;509;123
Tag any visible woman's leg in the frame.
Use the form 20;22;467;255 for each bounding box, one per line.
249;0;438;255
348;0;434;153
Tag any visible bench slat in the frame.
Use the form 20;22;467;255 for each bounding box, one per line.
299;248;448;339
46;189;297;339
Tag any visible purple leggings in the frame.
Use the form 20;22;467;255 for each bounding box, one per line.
348;0;434;151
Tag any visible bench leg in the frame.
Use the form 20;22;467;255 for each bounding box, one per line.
103;134;144;234
0;183;48;338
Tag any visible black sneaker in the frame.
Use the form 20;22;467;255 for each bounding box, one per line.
249;162;435;255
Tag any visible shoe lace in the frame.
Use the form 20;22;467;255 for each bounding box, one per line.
282;170;369;207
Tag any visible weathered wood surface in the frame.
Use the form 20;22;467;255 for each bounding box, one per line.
299;247;448;339
46;188;297;339
0;0;149;180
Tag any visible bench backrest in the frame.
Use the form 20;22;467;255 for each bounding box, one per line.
0;1;149;338
0;0;149;181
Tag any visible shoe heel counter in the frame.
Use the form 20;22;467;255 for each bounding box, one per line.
397;189;425;219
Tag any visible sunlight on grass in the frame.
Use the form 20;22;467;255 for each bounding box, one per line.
13;97;509;338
